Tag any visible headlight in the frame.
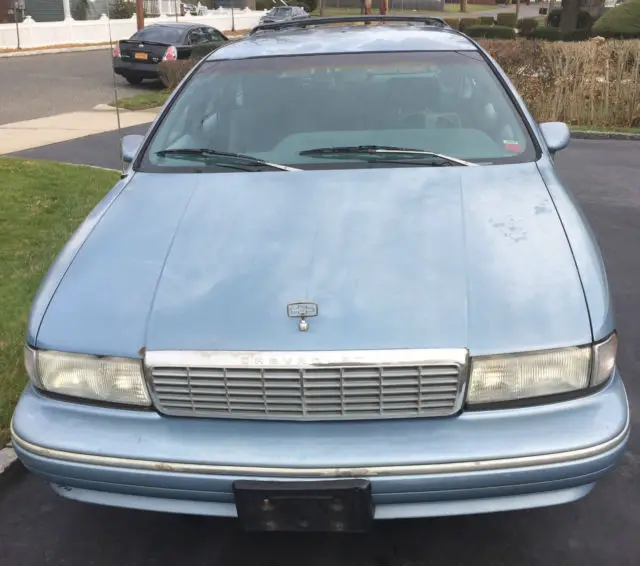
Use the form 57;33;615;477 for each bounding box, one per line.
468;333;617;406
24;347;151;406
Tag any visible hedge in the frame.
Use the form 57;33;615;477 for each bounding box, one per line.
479;16;496;25
527;26;564;40
458;18;480;32
517;17;539;34
466;25;517;39
563;28;593;41
496;13;518;28
593;0;640;37
444;17;460;29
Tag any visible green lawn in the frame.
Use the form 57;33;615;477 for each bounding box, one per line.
0;158;119;446
110;90;169;111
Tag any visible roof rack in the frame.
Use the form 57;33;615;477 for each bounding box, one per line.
249;15;450;35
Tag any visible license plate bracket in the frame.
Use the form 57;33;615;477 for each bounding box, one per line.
134;52;148;60
233;479;374;533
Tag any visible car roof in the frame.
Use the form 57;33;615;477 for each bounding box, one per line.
208;25;477;61
142;22;202;31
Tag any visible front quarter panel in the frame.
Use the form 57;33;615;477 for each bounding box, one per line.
537;158;614;340
26;178;131;346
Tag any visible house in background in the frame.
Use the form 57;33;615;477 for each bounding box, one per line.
2;0;253;22
10;0;110;22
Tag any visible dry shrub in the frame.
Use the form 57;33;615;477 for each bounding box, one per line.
480;39;640;128
158;59;199;90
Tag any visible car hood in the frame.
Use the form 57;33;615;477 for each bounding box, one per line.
36;164;592;357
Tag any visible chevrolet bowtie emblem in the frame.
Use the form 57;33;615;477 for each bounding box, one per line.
287;301;318;332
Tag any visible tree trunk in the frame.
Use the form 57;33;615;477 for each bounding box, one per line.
515;0;520;20
559;0;580;33
460;0;467;13
136;0;144;30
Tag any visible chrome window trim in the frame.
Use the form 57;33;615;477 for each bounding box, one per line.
11;415;630;478
142;349;469;420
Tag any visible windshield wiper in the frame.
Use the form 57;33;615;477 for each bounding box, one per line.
299;145;475;166
155;148;300;172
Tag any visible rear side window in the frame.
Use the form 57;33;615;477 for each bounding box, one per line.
202;27;226;42
130;26;185;44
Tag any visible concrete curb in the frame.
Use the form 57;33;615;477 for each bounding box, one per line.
572;131;640;141
92;103;131;112
93;104;163;114
0;44;111;58
0;444;26;490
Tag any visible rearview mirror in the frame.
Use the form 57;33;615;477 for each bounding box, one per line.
539;122;571;154
121;134;145;164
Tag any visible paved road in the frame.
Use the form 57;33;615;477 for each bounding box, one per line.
1;137;638;566
0;50;162;125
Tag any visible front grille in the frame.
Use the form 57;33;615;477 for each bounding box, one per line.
147;350;467;420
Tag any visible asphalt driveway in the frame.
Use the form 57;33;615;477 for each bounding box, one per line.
0;137;638;566
0;50;161;125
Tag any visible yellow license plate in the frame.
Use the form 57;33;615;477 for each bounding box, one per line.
134;52;148;60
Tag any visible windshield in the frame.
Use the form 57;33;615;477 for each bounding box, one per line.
130;26;185;44
141;51;537;173
271;6;293;14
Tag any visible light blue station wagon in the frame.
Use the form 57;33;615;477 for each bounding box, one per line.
12;16;629;532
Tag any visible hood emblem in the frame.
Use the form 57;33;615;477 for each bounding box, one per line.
287;301;318;332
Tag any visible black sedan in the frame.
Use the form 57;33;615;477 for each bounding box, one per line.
112;22;228;85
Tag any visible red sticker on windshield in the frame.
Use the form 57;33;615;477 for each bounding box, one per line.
503;140;521;152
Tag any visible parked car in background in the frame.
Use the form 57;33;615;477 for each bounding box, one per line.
112;22;228;85
14;16;629;532
259;5;309;24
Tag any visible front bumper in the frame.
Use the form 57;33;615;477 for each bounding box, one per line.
11;372;629;519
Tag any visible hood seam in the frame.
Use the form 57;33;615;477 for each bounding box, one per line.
536;160;595;343
141;179;201;355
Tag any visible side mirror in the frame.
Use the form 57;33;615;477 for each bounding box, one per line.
539;122;571;154
121;134;145;164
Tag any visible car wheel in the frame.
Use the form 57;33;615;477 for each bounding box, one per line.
125;75;144;85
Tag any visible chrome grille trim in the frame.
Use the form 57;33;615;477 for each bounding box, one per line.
145;349;468;421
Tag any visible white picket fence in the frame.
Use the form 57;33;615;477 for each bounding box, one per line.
0;9;264;50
